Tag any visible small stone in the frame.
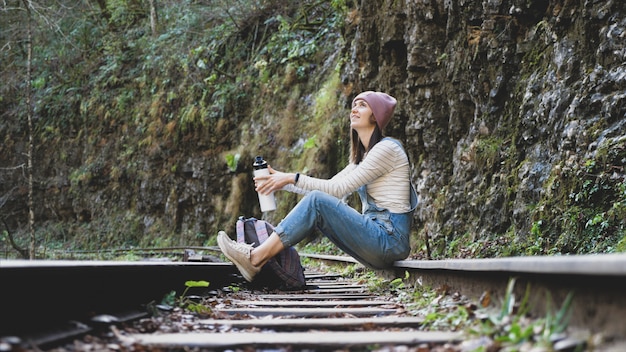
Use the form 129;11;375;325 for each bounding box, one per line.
553;337;587;351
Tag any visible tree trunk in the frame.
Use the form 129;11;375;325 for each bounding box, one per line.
149;0;158;37
21;0;35;260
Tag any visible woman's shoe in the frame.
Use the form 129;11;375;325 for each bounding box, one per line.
217;231;261;282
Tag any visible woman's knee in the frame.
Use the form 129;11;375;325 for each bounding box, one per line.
306;190;342;208
298;190;329;210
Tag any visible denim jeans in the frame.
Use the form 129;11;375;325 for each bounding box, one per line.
274;185;418;269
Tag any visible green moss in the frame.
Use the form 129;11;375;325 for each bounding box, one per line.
297;70;344;169
474;136;502;170
528;136;626;255
616;235;626;253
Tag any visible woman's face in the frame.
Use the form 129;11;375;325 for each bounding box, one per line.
350;99;376;130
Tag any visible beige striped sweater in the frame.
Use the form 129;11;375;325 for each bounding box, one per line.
284;138;411;213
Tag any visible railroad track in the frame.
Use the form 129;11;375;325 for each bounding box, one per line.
0;260;461;351
1;253;626;351
118;271;461;350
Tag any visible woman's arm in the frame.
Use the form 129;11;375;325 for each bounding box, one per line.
254;162;355;196
254;140;405;198
291;140;404;198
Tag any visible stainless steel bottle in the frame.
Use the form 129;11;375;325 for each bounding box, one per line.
253;156;276;212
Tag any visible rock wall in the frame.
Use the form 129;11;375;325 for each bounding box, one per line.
343;0;625;255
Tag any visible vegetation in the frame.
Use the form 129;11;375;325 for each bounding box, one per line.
1;0;349;258
420;98;626;260
358;272;583;351
160;279;212;315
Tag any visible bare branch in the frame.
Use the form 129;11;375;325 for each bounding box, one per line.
0;187;17;209
0;164;26;171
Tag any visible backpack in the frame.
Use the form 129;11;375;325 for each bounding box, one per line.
235;216;306;290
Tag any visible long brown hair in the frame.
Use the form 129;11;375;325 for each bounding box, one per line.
350;124;384;164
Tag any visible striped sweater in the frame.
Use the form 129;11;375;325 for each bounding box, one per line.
284;138;411;213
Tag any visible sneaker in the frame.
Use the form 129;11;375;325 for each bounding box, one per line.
217;231;261;282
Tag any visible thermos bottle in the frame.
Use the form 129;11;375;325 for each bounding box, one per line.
253;156;276;212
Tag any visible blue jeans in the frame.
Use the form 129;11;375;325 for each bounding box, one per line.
274;187;416;269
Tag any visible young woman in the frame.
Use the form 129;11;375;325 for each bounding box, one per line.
218;91;418;282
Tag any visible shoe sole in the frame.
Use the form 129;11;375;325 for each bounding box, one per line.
217;232;256;282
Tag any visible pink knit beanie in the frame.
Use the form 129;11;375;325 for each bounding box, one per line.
352;91;397;131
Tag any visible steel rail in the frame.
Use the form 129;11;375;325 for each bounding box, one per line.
0;260;237;337
302;252;626;341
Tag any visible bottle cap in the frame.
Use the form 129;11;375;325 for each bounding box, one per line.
253;156;267;169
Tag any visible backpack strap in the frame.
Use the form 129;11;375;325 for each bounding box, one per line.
254;219;270;243
236;216;246;243
383;137;419;213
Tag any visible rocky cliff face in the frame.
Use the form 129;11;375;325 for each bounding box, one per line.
1;0;624;258
343;0;625;256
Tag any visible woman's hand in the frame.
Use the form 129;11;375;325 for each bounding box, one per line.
254;166;296;195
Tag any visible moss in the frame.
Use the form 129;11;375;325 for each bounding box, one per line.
297;70;344;171
616;235;626;253
474;136;503;171
529;136;626;255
